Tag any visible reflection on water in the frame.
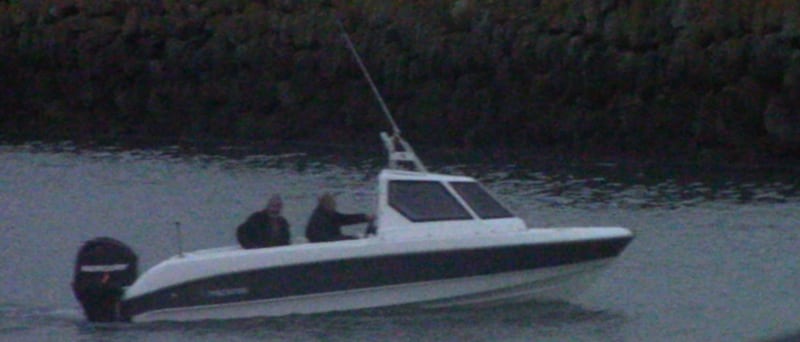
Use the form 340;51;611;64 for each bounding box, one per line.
435;156;800;215
485;163;798;211
30;300;622;342
3;142;798;213
0;300;608;342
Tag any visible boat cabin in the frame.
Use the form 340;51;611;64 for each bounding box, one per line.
374;169;528;240
373;132;527;240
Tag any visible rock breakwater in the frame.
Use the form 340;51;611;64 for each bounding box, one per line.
1;0;799;161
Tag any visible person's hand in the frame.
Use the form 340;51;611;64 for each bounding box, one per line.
366;214;376;221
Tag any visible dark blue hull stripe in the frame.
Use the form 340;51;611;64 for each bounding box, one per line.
122;236;632;319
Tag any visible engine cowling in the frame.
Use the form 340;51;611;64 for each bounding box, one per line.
72;237;138;322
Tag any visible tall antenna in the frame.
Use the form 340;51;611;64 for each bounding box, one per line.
334;17;401;136
335;15;428;173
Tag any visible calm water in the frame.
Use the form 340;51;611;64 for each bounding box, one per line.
1;143;799;341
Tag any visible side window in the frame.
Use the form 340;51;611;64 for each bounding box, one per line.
450;182;513;219
388;181;472;222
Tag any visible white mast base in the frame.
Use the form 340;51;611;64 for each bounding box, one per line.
380;132;428;173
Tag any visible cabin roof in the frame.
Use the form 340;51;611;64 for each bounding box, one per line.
378;169;476;182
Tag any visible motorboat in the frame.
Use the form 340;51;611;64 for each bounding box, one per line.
71;131;633;322
70;19;634;323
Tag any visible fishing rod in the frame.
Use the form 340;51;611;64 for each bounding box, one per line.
174;221;184;257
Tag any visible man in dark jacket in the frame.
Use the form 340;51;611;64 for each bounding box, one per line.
305;193;373;242
237;195;291;249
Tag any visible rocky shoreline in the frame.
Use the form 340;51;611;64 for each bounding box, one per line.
1;0;799;162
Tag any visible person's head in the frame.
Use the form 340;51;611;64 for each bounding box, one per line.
319;193;336;211
266;194;283;215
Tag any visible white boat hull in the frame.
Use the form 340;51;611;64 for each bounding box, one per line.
131;258;614;322
72;161;635;323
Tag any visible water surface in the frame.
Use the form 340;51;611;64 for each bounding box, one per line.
1;143;798;341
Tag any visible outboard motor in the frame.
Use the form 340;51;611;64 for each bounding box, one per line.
72;237;138;322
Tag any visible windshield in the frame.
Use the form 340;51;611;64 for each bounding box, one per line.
450;181;514;219
388;180;472;222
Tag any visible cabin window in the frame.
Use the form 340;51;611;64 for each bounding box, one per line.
388;180;472;222
450;182;514;219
